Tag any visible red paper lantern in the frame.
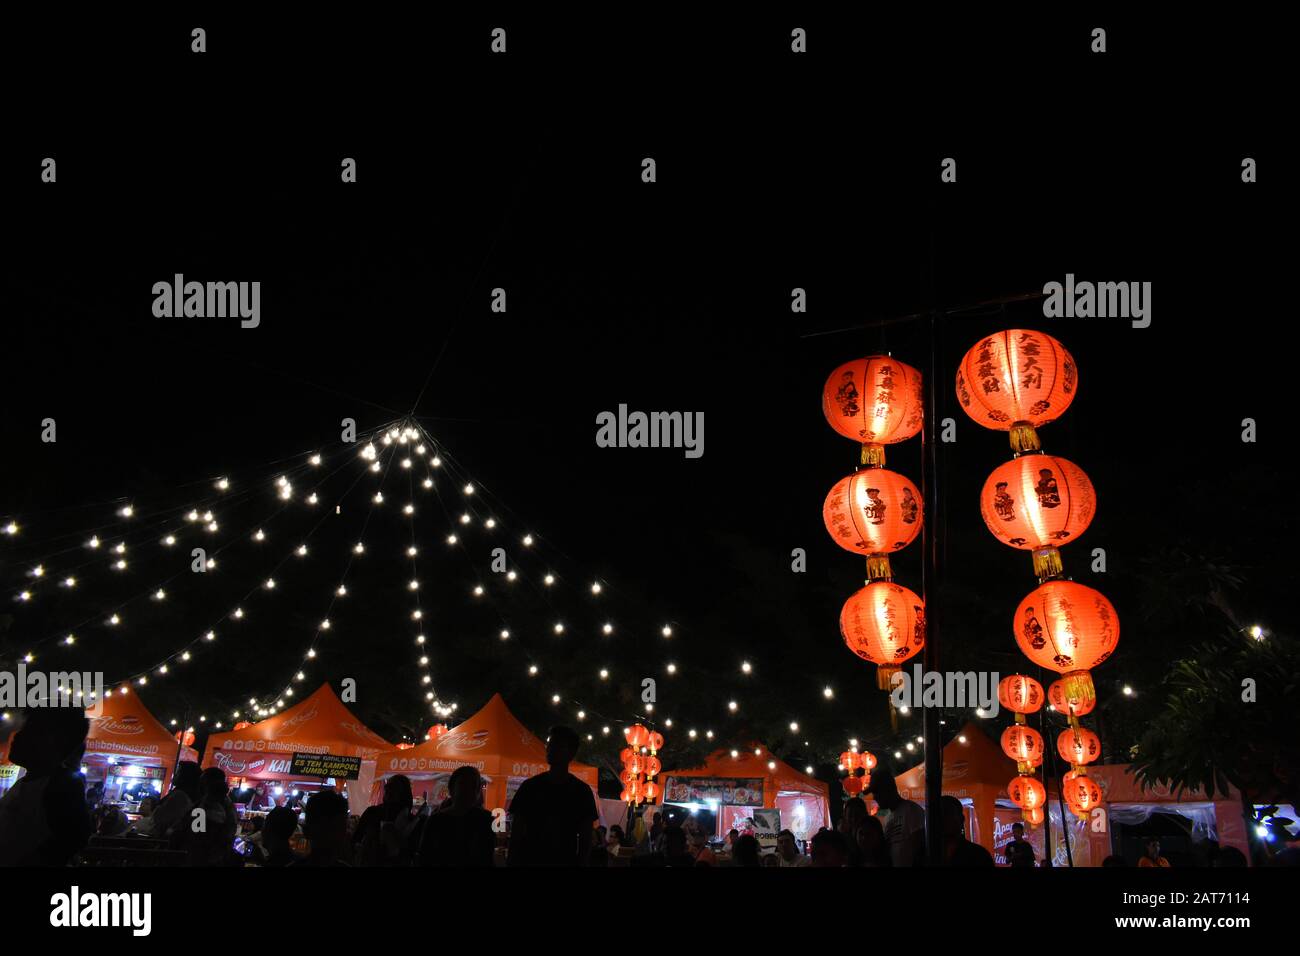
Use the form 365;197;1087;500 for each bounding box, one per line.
1007;775;1047;810
427;724;448;740
822;356;924;464
647;731;664;753
233;721;251;730
840;581;925;687
843;776;865;796
1001;726;1045;767
980;455;1096;575
395;742;414;750
619;747;635;765
1047;679;1097;717
1023;806;1045;826
174;730;196;748
643;781;661;802
619;768;638;786
624;725;649;749
998;674;1045;715
860;751;878;772
1014;580;1119;703
840;751;862;773
644;755;662;777
1057;727;1101;766
955;329;1078;451
823;470;923;568
1062;773;1104;817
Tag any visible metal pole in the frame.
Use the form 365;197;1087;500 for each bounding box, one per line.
922;310;944;866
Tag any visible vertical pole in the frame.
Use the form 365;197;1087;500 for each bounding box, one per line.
922;310;944;865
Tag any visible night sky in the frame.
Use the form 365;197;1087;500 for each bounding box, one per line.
1;12;1285;791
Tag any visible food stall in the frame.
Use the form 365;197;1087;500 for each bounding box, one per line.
202;683;391;816
660;742;830;844
368;692;599;813
0;691;197;803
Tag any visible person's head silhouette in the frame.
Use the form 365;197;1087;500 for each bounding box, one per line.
867;771;902;810
382;773;413;812
303;790;350;862
447;765;482;809
8;708;88;774
733;834;761;867
545;725;580;772
264;806;299;851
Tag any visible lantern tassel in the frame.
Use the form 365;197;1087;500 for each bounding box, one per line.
1032;546;1063;580
1060;670;1096;708
865;554;893;582
860;442;886;468
1009;422;1041;454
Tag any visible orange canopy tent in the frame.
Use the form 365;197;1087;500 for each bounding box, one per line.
893;720;1017;858
368;692;599;814
660;742;830;840
202;683;391;787
0;690;198;798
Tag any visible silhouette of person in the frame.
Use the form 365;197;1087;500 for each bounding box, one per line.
0;708;92;866
854;814;891;867
355;773;418;866
867;773;925;867
507;725;597;866
255;806;303;866
417;766;495;867
811;829;851;867
1006;821;1035;867
151;761;201;840
776;829;809;867
732;833;761;867
940;796;993;866
290;790;352;866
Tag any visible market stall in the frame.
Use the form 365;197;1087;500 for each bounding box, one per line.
660;742;830;843
202;683;391;814
368;692;599;814
0;691;197;801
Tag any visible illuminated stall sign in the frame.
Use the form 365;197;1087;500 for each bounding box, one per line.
662;775;765;807
289;752;362;780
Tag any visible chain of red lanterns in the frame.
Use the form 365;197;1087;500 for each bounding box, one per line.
619;723;664;808
957;329;1117;825
822;357;927;708
839;747;878;797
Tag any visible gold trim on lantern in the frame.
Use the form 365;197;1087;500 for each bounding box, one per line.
1009;421;1041;454
1060;669;1096;707
1032;546;1063;581
1014;712;1026;726
877;665;900;692
1016;760;1034;775
860;442;886;468
865;554;893;582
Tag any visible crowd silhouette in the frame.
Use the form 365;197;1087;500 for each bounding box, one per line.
0;714;1284;867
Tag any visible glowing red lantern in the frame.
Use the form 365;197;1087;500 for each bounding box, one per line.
619;747;635;765
233;721;251;731
998;674;1044;715
1014;580;1119;704
643;781;661;803
427;724;448;740
840;751;862;773
1023;806;1045;827
840;581;925;687
822;356;924;465
955;329;1078;452
1062;773;1104;817
1047;679;1096;717
395;742;414;750
174;729;196;748
1001;726;1045;767
1007;775;1047;810
860;751;878;772
1057;727;1101;766
624;725;649;749
980;455;1096;578
823;471;922;579
647;731;664;753
619;768;638;786
843;775;865;796
644;755;662;777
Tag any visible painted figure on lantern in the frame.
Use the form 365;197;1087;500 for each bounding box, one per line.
993;482;1015;521
1035;469;1061;508
1023;608;1045;649
864;488;886;525
900;488;919;524
834;371;860;418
